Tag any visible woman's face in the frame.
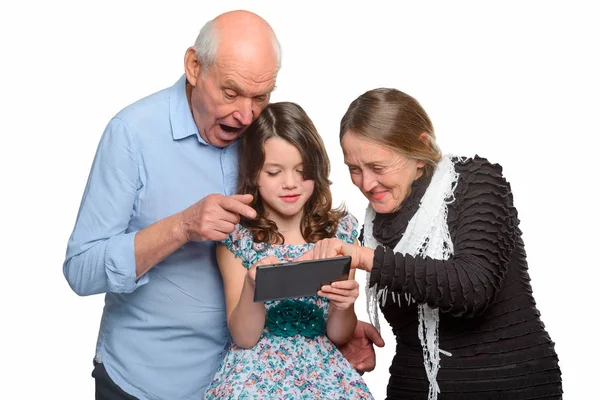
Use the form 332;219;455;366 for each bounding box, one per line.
342;131;425;214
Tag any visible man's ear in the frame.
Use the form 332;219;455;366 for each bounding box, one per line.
184;47;202;87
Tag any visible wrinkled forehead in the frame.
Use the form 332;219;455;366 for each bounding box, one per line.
342;133;402;163
211;59;278;95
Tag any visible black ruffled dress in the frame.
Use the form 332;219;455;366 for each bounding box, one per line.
366;156;562;400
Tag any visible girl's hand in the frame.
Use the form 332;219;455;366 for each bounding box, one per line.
247;256;280;284
318;279;359;311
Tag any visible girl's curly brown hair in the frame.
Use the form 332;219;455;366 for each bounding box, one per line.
238;102;345;245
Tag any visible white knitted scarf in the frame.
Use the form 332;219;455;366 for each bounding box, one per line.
363;155;458;400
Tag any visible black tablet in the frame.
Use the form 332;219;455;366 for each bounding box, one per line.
253;256;352;302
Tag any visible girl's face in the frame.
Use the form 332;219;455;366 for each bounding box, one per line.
256;137;315;222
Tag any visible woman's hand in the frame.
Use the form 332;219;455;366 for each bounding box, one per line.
310;238;374;271
311;238;360;266
318;279;359;311
247;255;280;284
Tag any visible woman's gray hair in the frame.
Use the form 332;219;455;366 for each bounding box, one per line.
193;19;282;77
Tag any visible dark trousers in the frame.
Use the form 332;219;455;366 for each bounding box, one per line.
92;362;138;400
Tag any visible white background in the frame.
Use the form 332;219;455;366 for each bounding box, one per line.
1;1;598;399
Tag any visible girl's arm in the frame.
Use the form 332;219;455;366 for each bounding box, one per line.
217;245;277;348
319;237;360;346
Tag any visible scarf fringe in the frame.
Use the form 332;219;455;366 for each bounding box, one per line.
364;155;459;399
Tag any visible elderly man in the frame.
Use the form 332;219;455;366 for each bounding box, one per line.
64;10;382;400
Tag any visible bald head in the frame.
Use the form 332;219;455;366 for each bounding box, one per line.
194;10;281;73
184;11;281;147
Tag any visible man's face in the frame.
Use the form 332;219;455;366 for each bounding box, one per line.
187;53;278;147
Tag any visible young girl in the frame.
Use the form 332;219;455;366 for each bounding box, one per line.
203;102;373;399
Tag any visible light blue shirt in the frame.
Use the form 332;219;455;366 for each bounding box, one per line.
64;75;239;399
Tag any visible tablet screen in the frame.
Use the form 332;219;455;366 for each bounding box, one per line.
254;256;351;302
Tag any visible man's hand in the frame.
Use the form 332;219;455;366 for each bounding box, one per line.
180;194;256;242
338;320;385;374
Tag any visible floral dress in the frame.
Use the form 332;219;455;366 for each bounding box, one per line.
203;213;373;400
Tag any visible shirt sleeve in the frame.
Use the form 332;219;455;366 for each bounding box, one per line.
63;117;148;296
369;159;520;318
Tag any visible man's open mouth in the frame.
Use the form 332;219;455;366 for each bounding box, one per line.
219;124;243;134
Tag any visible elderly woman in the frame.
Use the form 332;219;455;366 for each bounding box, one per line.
312;88;562;399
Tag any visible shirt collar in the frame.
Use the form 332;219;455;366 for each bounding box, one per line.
169;74;208;145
